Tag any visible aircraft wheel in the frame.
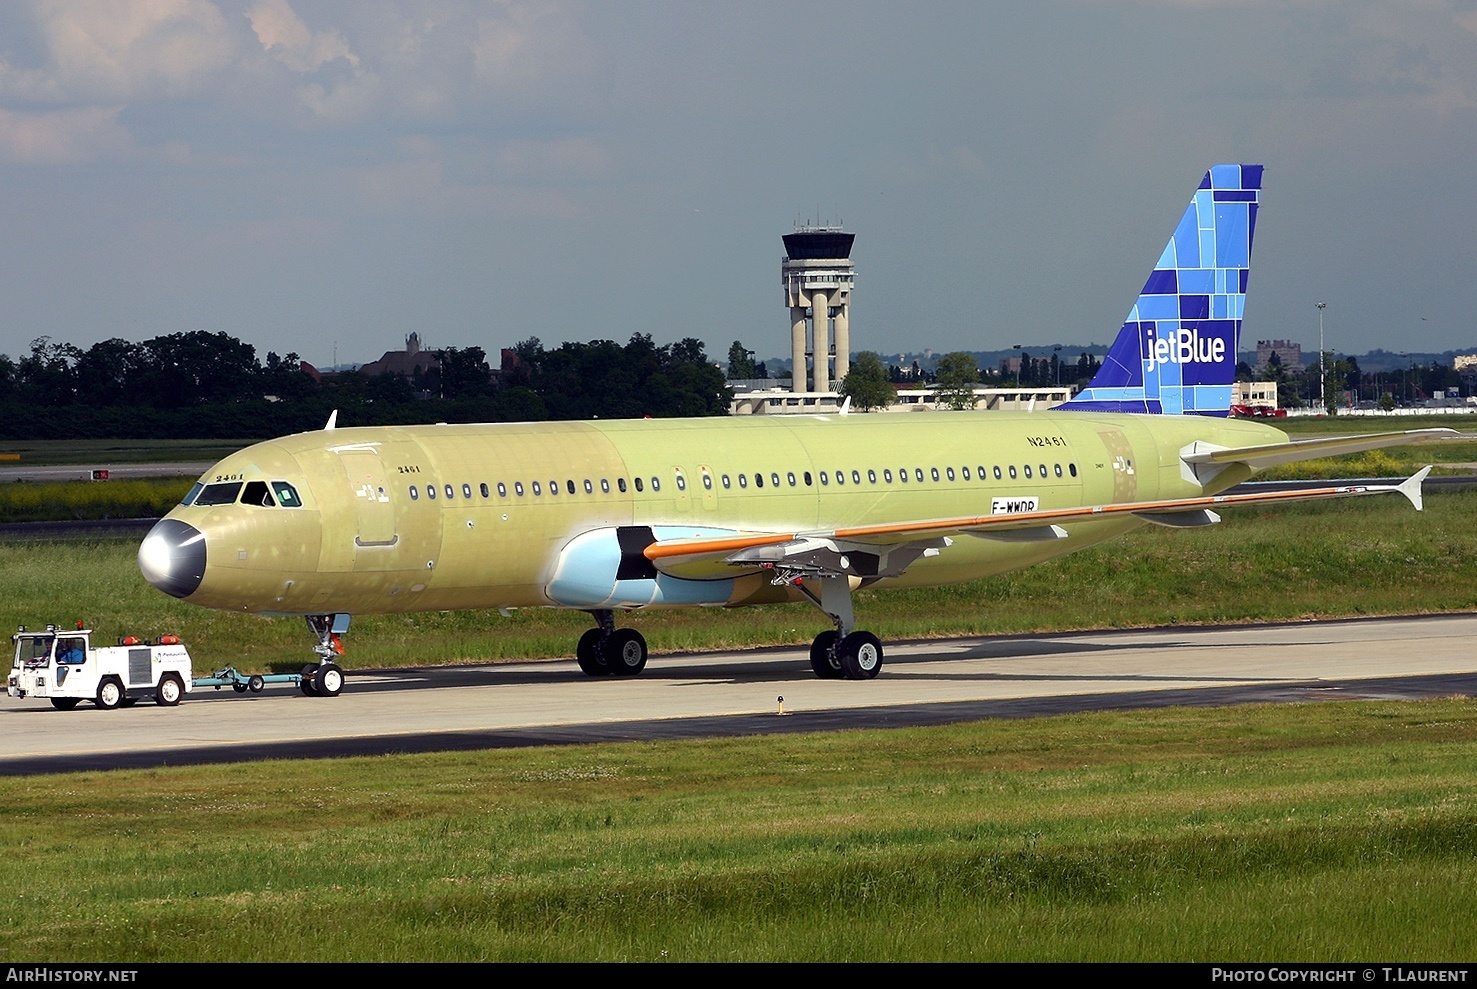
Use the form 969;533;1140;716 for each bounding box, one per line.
838;632;884;681
95;677;124;710
233;681;248;693
156;673;184;707
316;663;344;697
809;630;843;679
607;629;648;677
248;675;265;693
299;664;319;696
576;628;610;676
50;697;80;711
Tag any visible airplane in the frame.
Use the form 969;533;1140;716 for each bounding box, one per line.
137;164;1450;695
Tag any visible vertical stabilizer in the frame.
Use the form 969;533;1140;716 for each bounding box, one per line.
1061;164;1262;416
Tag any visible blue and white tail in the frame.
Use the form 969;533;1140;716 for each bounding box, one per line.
1061;164;1262;416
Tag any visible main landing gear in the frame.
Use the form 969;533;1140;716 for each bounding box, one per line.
575;609;648;677
792;574;883;681
299;614;348;697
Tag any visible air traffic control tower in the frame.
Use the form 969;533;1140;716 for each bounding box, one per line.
783;225;855;392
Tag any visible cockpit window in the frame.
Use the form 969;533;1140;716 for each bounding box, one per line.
194;482;242;506
271;481;302;508
240;481;276;507
180;482;203;506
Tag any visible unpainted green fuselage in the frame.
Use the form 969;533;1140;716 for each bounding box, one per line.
159;411;1287;616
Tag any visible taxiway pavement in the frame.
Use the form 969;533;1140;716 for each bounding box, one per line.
3;613;1474;774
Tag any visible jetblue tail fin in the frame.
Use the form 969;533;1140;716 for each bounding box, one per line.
1061;164;1262;416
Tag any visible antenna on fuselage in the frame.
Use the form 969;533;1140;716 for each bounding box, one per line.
325;410;338;431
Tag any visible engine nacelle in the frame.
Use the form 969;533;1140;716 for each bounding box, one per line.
546;526;737;609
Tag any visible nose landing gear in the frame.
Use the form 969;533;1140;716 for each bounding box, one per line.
299;614;349;696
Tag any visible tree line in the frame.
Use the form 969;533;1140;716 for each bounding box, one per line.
0;331;730;440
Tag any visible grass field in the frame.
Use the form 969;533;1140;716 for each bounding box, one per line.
3;429;1477;962
1;701;1474;961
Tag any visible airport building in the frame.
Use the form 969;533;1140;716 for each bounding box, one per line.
731;385;1071;415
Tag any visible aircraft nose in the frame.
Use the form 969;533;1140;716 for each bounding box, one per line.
138;519;207;599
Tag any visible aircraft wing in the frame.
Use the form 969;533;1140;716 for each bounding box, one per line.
1182;428;1458;471
644;468;1431;581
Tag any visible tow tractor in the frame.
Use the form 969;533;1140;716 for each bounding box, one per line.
8;625;192;710
8;624;343;709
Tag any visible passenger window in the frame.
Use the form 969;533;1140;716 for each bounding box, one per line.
460;484;470;498
931;468;940;482
994;466;1003;480
772;473;781;488
867;469;876;483
567;480;576;494
1024;466;1032;479
445;484;455;499
1039;464;1047;478
635;477;644;493
240;481;275;507
819;472;828;485
584;479;594;494
618;478;627;493
1054;464;1063;478
601;479;610;494
652;477;661;492
497;482;507;497
722;474;731;489
946;467;955;481
804;472;813;486
962;467;971;481
410;486;420;501
514;482;524;497
703;473;713;490
427;485;437;500
1069;463;1078;477
899;469;907;483
754;473;763;488
534;481;544;495
835;471;845;486
480;483;489;498
739;473;748;488
884;469;893;483
548;480;558;496
915;468;924;482
788;472;797;486
1008;466;1017;480
851;470;861;484
676;475;687;491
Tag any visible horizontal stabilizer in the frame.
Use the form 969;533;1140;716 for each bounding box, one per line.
1183;428;1459;471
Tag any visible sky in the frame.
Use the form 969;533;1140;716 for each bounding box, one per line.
1;0;1475;371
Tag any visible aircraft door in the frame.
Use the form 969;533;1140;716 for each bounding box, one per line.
671;466;692;513
698;466;718;511
338;450;399;554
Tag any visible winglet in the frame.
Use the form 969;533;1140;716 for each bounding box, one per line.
325;409;338;431
1398;466;1432;512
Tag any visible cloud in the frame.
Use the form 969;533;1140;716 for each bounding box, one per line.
247;0;358;74
0;105;131;163
4;0;235;102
